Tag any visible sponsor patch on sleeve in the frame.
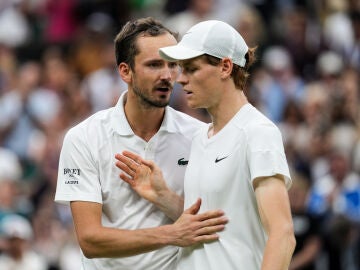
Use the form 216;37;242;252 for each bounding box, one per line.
63;168;80;184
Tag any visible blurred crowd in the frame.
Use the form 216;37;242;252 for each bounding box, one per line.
0;0;359;269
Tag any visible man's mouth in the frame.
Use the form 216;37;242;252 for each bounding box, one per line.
156;86;171;92
155;83;172;92
183;89;193;95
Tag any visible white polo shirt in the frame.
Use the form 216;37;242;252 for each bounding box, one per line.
178;103;291;270
55;92;204;270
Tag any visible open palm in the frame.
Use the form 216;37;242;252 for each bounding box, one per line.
115;151;168;203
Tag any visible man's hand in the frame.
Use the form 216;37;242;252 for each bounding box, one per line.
171;198;228;246
115;151;168;204
115;150;228;233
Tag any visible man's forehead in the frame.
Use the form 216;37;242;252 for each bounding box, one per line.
136;34;177;49
179;56;205;66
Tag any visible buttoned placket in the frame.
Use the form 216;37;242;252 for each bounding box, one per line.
143;133;159;160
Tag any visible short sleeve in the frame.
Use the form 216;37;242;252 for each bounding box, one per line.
246;123;292;189
55;128;102;204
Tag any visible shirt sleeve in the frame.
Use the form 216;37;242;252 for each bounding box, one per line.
246;123;292;189
54;127;102;204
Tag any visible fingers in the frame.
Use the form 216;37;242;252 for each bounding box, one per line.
196;224;226;236
184;198;201;215
115;152;156;176
122;151;156;171
122;151;144;165
115;154;140;171
197;215;228;230
193;231;223;243
190;209;228;237
174;211;228;246
119;172;134;185
196;209;226;222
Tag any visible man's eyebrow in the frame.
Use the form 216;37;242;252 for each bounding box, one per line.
144;59;163;64
180;61;194;68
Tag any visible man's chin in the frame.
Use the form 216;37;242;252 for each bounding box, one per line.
145;97;169;108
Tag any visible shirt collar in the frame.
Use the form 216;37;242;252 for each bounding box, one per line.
111;91;179;136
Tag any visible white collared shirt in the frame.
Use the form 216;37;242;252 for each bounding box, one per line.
55;91;204;270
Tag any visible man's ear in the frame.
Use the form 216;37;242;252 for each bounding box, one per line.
220;58;233;79
118;63;132;83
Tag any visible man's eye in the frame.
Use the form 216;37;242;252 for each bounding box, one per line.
184;67;197;73
169;63;178;69
149;62;161;68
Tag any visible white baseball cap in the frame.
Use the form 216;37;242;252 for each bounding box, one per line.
0;214;33;240
159;20;249;67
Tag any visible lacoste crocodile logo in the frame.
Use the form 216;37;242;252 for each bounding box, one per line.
215;156;228;163
178;158;189;166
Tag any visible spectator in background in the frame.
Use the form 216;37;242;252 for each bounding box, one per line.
277;100;312;181
0;61;61;162
307;150;360;223
0;214;47;270
0;44;17;95
322;215;359;270
234;4;267;49
0;148;24;221
273;4;321;80
347;11;360;70
289;172;322;270
322;0;354;58
70;12;116;78
0;0;30;48
164;0;216;37
314;51;359;168
259;46;305;123
80;40;127;113
41;0;79;49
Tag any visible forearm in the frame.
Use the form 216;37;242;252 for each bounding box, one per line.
71;201;173;258
71;201;227;259
261;229;296;270
78;225;175;258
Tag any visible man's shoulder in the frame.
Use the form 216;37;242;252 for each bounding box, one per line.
163;107;206;141
236;104;278;130
168;106;206;126
65;108;115;140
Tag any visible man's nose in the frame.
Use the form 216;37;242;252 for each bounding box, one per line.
176;72;188;85
160;66;173;80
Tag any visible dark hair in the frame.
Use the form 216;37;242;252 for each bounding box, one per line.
114;17;177;69
203;47;257;90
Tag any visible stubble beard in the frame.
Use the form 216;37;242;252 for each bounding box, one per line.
132;81;171;109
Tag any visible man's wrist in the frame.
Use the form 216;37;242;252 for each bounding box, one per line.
153;189;184;221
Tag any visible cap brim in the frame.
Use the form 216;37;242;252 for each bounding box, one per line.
159;45;204;62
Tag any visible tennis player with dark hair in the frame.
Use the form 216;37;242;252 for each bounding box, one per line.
116;20;296;270
55;17;228;270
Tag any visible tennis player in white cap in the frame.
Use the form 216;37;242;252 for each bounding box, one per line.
116;20;296;270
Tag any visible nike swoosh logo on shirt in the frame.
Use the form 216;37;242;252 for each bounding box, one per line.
215;156;228;163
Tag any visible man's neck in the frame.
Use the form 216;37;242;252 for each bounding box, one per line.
208;89;248;137
124;94;165;142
